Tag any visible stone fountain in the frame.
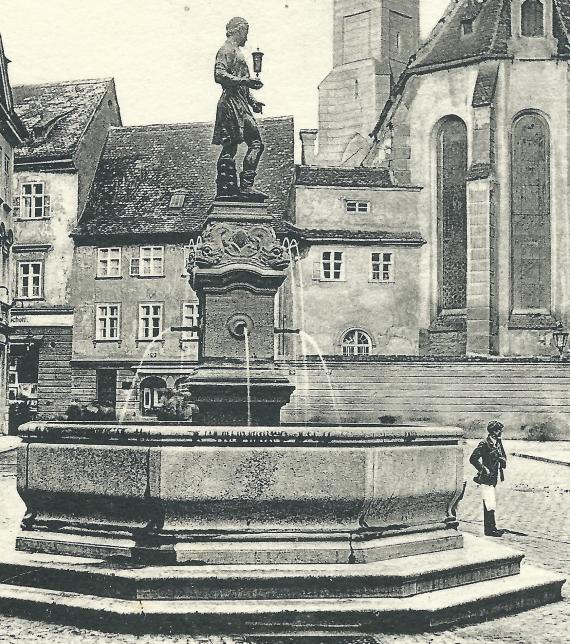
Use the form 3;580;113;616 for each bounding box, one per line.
0;17;564;635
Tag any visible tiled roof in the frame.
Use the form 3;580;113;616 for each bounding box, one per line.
410;0;570;72
410;0;510;70
284;223;425;245
75;117;295;238
295;165;393;188
13;78;114;163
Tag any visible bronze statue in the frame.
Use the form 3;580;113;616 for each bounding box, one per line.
213;17;266;200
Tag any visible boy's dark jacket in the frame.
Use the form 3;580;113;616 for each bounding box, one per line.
469;437;507;486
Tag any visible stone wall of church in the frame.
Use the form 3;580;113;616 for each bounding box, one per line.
384;57;570;357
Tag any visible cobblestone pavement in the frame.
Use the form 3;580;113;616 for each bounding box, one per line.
0;441;568;643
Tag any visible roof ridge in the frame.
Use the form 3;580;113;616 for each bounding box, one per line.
13;77;113;89
108;115;294;133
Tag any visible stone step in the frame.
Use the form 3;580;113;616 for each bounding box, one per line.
0;535;522;601
0;562;563;634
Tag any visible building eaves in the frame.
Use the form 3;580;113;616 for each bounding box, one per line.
284;223;426;246
295;165;394;188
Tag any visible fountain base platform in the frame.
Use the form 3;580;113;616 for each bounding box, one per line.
0;535;563;634
5;422;564;633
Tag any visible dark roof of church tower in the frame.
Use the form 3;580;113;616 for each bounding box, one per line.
74;116;295;239
13;78;118;165
410;0;570;72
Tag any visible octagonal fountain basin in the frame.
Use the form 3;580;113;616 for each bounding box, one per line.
16;422;464;565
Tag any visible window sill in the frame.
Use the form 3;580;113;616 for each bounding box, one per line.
318;279;346;283
368;279;395;284
93;339;122;347
131;274;165;279
136;338;165;347
95;275;123;280
15;217;51;222
508;313;558;330
14;297;45;303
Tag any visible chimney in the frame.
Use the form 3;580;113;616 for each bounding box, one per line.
299;129;318;165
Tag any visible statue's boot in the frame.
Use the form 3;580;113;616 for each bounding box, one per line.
216;157;240;198
240;171;267;201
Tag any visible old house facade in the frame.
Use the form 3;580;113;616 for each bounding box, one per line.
68;117;294;420
0;36;26;434
9;79;121;422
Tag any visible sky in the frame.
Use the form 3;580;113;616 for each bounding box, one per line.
0;0;450;131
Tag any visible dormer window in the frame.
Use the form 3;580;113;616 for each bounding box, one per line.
521;0;544;37
461;19;474;36
169;192;186;208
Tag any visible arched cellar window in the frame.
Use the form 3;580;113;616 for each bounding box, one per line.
521;0;544;37
437;117;468;312
511;112;551;311
342;329;372;356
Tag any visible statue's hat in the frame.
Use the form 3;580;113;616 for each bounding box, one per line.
226;16;248;34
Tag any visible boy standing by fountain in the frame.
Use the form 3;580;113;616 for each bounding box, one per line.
469;420;507;538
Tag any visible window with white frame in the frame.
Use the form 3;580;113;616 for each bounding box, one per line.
342;329;372;356
97;247;122;277
169;193;186;208
182;301;200;340
321;250;345;281
345;200;370;215
139;303;163;340
95;304;120;340
3;153;9;202
130;246;164;277
17;261;43;299
370;252;394;283
19;183;50;219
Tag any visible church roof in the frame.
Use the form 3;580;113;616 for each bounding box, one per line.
74;116;295;240
410;0;570;72
12;78;117;165
371;0;570;140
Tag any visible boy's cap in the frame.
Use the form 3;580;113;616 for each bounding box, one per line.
487;420;504;433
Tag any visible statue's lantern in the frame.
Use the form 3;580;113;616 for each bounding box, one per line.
252;48;264;77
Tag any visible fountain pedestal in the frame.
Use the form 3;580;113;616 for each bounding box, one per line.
185;199;294;426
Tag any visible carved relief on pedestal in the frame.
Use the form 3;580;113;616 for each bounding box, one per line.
187;221;289;272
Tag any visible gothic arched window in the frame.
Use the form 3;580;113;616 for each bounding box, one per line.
511;112;551;311
521;0;544;37
341;329;372;356
437;117;468;311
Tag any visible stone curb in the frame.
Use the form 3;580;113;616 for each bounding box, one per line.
511;452;570;467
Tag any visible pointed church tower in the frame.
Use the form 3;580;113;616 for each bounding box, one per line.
305;0;419;167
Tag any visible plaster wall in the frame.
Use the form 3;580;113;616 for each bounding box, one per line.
294;185;420;231
12;172;78;306
71;242;199;363
285;243;423;356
